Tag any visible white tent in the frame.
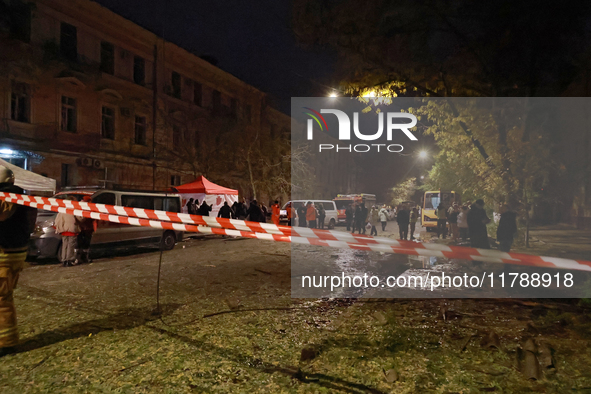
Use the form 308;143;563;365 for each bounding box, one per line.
0;158;56;193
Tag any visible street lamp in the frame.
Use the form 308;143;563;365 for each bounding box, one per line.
418;150;428;160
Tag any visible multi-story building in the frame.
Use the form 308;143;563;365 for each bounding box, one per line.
0;0;276;197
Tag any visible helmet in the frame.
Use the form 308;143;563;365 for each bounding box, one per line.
0;166;15;185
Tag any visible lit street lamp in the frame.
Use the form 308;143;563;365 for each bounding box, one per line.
418;150;428;160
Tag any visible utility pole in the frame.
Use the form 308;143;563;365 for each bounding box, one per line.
152;42;158;191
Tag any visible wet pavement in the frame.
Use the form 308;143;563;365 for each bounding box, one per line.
291;222;591;298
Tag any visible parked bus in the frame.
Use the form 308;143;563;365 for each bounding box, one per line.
421;190;460;231
333;194;376;223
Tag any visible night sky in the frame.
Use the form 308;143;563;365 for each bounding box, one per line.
92;0;416;200
93;0;337;113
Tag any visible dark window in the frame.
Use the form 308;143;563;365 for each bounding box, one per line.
92;192;116;205
100;41;114;74
133;56;145;85
244;104;252;123
170;175;181;186
61;163;70;187
172;124;181;148
9;1;31;43
134;116;146;145
230;98;238;118
121;195;153;210
3;158;25;168
60;22;77;62
193;81;202;106
61;96;77;132
194;130;201;153
101;106;115;139
10;82;30;123
154;197;180;213
212;90;221;112
171;72;181;99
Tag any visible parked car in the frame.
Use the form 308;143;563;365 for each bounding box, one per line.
280;200;338;229
28;189;184;259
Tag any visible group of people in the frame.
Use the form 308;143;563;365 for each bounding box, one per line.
435;199;518;252
286;201;326;229
185;198;212;217
54;195;97;267
187;198;282;226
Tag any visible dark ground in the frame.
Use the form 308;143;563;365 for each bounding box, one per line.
1;224;591;393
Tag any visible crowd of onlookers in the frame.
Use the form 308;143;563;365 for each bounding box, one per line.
185;196;519;253
435;199;518;252
186;198;282;226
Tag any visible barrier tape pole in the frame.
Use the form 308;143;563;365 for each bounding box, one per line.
2;194;591;272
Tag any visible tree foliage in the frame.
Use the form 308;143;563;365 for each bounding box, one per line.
390;177;417;206
293;0;590;217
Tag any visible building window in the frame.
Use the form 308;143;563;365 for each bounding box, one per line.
170;175;181;186
100;41;115;74
193;82;202;106
133;56;145;85
171;72;181;99
10;82;30;123
61;96;77;132
61;163;70;187
9;1;31;43
60;22;77;62
172;124;181;148
134;116;146;145
230;98;238;118
101;106;115;139
244;104;252;123
212;89;221;112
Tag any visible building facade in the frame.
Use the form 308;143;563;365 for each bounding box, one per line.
0;0;281;198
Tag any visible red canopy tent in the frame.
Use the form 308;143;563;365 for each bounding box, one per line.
173;176;238;217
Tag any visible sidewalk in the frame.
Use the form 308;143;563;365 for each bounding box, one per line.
520;223;591;261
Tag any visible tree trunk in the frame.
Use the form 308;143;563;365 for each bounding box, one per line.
246;150;257;200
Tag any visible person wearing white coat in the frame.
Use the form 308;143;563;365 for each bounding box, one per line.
378;205;389;232
368;206;380;236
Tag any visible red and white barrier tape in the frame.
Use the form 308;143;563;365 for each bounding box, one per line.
2;193;591;272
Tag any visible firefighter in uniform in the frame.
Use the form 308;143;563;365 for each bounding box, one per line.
0;166;37;356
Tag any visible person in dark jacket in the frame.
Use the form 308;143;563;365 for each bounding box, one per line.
0;166;37;356
76;195;97;264
297;204;307;227
396;204;410;240
197;201;212;216
436;203;448;239
247;200;266;223
497;204;518;252
218;201;233;219
186;198;197;215
345;203;354;231
353;203;365;234
467;199;491;249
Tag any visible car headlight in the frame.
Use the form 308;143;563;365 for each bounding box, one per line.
32;220;55;235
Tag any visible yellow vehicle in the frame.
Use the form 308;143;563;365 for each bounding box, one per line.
421;190;460;231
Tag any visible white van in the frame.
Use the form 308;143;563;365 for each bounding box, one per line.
29;188;183;259
280;200;338;229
